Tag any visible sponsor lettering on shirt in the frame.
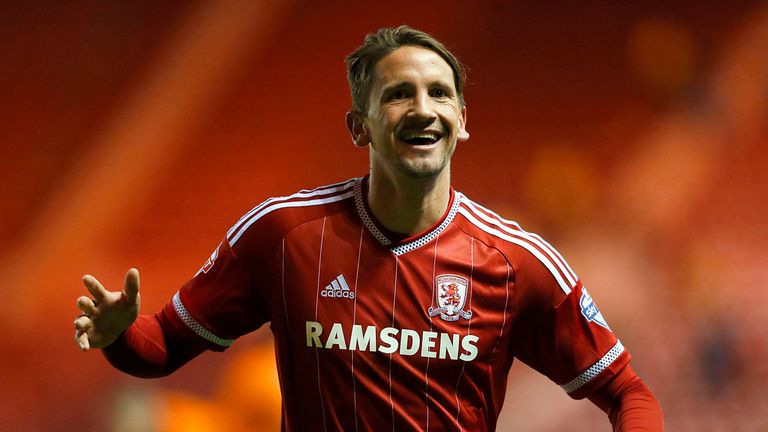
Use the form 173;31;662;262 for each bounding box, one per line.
305;321;479;361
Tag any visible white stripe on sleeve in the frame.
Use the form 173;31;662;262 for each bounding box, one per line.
172;292;235;347
561;340;625;394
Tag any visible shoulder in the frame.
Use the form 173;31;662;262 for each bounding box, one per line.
226;178;357;249
454;192;579;296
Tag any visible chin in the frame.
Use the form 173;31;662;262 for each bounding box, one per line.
398;160;449;179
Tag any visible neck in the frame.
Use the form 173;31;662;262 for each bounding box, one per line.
367;168;451;236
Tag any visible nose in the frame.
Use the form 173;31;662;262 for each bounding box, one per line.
406;92;437;124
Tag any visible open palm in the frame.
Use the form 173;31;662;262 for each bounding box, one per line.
74;268;140;350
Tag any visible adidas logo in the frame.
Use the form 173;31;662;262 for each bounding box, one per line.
321;274;355;299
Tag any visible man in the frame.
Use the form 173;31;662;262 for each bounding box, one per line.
74;26;663;430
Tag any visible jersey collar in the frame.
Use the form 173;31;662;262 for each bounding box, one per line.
353;177;461;256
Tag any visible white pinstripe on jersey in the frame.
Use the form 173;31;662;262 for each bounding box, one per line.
388;256;399;432
227;179;356;246
453;237;475;431
456;194;577;295
314;216;329;432
351;226;364;432
424;234;440;430
281;239;289;327
489;262;511;365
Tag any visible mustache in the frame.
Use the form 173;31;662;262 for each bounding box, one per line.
395;121;446;137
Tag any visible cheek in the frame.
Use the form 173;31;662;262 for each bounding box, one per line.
439;109;463;130
378;111;403;132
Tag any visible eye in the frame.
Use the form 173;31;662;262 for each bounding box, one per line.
390;89;409;100
431;88;448;98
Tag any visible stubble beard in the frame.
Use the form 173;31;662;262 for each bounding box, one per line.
397;153;449;179
396;139;456;180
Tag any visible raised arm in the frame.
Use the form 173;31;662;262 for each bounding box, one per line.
73;268;207;378
73;268;210;378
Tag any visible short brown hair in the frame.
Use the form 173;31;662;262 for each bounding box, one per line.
345;25;466;113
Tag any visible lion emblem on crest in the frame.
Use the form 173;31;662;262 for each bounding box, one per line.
428;274;472;322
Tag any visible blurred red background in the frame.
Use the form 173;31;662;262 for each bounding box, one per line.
1;1;766;430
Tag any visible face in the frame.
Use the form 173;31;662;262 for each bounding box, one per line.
347;46;469;181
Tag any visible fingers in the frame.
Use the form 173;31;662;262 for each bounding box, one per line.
74;315;92;351
74;315;92;332
76;268;138;352
82;274;110;301
75;331;90;351
76;296;97;315
123;268;140;305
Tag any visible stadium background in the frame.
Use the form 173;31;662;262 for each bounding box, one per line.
1;1;766;430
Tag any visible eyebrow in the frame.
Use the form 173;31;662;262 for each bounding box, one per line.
380;79;455;96
381;81;413;93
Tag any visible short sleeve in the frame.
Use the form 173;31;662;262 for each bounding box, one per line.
510;250;630;399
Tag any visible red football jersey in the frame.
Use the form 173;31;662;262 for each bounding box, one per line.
167;177;629;431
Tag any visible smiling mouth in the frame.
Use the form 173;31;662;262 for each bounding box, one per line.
399;132;442;145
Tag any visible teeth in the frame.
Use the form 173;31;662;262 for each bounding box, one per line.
402;132;440;142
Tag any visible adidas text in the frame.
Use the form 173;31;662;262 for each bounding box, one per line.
321;274;354;299
321;289;355;299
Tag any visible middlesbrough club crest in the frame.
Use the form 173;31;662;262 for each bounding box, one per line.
428;274;472;322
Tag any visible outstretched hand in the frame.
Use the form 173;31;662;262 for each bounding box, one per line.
74;268;141;351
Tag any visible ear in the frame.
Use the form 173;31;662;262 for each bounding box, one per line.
346;111;370;148
457;106;469;142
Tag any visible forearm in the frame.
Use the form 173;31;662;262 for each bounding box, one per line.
607;378;663;431
588;365;664;431
102;315;169;377
102;312;205;378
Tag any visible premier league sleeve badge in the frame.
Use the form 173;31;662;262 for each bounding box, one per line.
579;287;611;331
